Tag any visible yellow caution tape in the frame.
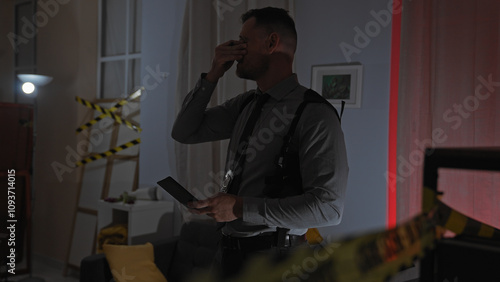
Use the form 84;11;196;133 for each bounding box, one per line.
424;186;500;239
76;138;141;167
75;96;142;133
432;199;500;240
76;88;143;134
422;186;438;213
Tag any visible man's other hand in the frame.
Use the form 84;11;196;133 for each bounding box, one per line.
187;193;243;222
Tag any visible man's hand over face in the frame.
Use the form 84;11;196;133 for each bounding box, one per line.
206;40;247;83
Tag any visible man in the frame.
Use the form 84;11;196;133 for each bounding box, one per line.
171;7;348;278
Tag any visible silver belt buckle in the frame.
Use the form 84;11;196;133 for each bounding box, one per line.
220;170;233;193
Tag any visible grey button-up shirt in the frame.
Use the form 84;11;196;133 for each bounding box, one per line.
172;74;349;237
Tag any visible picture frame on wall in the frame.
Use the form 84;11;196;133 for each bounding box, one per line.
311;64;363;108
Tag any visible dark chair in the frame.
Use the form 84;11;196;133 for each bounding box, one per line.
80;221;221;282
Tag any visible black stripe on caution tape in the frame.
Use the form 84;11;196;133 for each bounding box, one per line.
76;138;141;167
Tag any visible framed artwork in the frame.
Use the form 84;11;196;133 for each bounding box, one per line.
311;64;363;108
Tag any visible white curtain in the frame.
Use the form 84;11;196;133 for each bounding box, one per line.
174;0;294;221
397;0;500;227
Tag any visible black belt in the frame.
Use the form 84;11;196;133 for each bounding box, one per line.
221;232;306;251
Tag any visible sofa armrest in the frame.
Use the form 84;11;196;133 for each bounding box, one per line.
153;236;179;277
80;253;112;282
79;237;180;282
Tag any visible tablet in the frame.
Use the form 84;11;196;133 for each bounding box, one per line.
156;176;198;208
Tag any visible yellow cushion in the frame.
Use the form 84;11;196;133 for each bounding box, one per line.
103;242;167;282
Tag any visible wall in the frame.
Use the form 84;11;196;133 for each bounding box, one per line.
295;0;392;238
0;0;15;102
0;0;99;262
139;0;185;189
138;0;187;233
32;0;98;262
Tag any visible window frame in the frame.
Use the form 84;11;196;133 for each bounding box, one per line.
97;0;142;98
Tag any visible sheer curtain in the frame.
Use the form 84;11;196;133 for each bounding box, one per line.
174;0;294;221
397;0;500;227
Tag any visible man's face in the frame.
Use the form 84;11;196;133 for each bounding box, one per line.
236;17;270;81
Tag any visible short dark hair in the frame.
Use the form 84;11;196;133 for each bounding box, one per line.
241;7;297;51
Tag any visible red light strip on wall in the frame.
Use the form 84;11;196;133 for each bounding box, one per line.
388;1;402;228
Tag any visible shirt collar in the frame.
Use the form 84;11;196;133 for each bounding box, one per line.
256;74;299;101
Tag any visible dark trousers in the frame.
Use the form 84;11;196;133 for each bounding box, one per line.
212;234;306;279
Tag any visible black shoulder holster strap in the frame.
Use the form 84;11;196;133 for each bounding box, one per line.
281;89;342;154
264;89;342;197
239;90;343;245
265;89;343;243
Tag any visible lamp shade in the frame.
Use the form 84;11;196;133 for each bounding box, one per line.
17;74;53;86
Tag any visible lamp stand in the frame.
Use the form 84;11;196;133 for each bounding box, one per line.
19;100;45;282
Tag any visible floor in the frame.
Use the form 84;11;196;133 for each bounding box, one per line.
2;254;79;282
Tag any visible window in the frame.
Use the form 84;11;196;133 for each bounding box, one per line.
98;0;142;98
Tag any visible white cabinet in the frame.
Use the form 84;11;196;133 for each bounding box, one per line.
97;200;175;245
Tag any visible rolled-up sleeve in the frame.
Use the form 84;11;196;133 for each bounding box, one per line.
243;103;349;229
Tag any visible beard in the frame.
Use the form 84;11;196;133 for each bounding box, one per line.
236;55;270;81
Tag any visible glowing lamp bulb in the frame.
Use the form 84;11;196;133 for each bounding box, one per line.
22;82;36;94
